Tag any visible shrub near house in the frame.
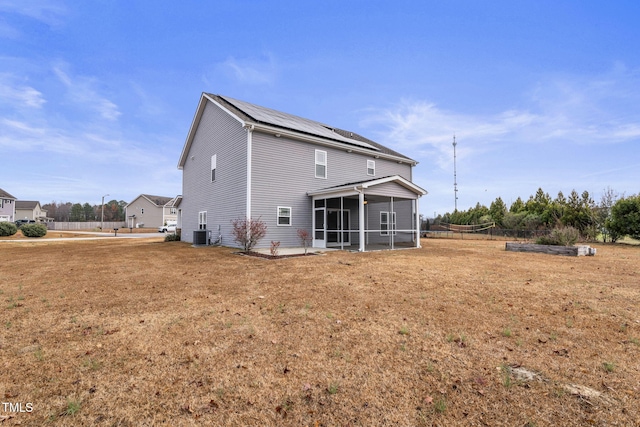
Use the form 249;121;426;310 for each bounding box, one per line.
0;221;18;237
20;223;47;238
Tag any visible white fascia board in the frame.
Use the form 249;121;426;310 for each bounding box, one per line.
178;94;247;170
178;95;208;169
307;177;426;198
203;94;246;126
251;123;417;166
362;175;428;196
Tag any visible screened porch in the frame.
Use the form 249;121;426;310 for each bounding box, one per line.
307;176;427;252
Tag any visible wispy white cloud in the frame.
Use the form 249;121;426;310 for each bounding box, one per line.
213;53;278;85
0;0;68;27
0;74;46;108
362;100;533;169
0;17;20;38
363;66;640;171
53;63;122;121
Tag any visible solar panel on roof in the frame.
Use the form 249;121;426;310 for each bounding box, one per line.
222;96;380;151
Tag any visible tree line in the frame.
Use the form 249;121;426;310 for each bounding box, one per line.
436;187;640;243
43;200;127;222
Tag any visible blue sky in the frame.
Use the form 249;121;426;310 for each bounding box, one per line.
1;1;639;216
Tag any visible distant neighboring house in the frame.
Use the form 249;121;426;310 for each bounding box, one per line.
125;194;181;229
15;200;51;222
0;189;17;222
177;93;427;251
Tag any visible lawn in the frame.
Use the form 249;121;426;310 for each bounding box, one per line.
1;238;639;426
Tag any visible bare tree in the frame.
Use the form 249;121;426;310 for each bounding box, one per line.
231;217;267;252
297;228;311;255
597;187;619;242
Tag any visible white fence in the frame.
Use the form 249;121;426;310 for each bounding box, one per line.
47;221;127;231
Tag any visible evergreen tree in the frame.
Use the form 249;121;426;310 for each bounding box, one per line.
489;197;507;226
510;197;525;213
70;203;85;222
562;190;595;239
83;203;96;221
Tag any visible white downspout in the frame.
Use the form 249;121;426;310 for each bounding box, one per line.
246;124;254;220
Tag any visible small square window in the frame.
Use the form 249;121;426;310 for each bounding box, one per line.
277;206;292;226
367;160;375;176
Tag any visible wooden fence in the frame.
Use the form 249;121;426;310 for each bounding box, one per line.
46;221;126;231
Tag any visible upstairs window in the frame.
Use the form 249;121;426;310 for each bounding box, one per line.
367;160;375;176
277;206;292;226
315;150;327;179
211;154;217;182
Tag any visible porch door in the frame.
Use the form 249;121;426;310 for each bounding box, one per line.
327;209;350;247
313;207;326;248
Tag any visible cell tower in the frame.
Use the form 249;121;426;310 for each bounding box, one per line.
453;135;458;211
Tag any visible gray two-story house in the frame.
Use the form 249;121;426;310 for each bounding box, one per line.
178;93;427;251
0;189;17;223
124;194;181;229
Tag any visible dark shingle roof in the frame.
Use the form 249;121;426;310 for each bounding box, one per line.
142;195;174;206
0;189;17;199
15;201;39;209
206;93;415;163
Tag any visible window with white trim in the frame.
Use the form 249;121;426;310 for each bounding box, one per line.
277;206;292;226
367;160;375;176
380;211;396;236
211;154;217;182
315;150;327;179
198;211;207;230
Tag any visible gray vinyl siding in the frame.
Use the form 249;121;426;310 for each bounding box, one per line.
126;198;163;228
180;101;247;245
249;131;411;248
365;181;420;199
0;199;15;222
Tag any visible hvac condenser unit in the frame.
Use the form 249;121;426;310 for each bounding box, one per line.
193;230;208;246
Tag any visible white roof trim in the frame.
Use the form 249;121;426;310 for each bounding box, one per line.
307;175;427;197
178;94;248;169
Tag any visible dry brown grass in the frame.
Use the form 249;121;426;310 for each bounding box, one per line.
1;238;639;426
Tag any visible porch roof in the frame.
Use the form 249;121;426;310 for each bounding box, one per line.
307;175;427;198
